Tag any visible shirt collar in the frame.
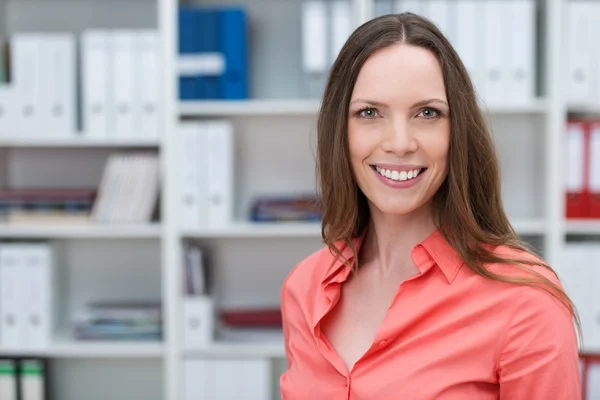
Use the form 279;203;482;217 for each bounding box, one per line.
321;228;464;286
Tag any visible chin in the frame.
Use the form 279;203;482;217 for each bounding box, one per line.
369;198;425;217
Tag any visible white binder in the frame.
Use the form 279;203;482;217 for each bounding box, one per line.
421;0;453;41
37;35;76;136
20;359;45;400
136;30;161;138
206;120;234;227
111;31;137;138
10;34;41;135
21;244;53;350
566;2;594;104
302;1;328;73
178;122;203;228
508;0;535;104
0;359;17;400
330;0;352;63
82;30;111;138
182;296;214;349
0;85;16;136
454;1;484;96
47;34;76;136
0;244;24;349
182;359;214;400
482;0;510;105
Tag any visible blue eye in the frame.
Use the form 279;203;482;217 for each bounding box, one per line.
357;108;379;119
418;108;441;119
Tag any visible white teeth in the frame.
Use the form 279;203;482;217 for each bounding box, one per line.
375;166;422;182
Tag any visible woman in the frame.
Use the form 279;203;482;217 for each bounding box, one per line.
279;13;581;399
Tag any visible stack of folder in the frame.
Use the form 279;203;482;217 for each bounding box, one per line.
72;301;162;341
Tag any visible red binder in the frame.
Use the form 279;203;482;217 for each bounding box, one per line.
589;122;600;218
565;120;590;219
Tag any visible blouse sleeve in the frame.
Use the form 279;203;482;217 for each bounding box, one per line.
498;286;581;399
281;278;293;370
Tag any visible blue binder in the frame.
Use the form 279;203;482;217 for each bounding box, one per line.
219;8;248;99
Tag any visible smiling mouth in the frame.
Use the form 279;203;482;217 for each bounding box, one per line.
371;165;427;182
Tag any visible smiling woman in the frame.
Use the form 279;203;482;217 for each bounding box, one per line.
279;12;581;400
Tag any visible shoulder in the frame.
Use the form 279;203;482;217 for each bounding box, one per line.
281;243;339;301
481;245;576;349
485;244;561;286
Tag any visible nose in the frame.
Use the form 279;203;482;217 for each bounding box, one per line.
381;118;418;156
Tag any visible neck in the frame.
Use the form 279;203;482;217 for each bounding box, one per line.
361;202;437;275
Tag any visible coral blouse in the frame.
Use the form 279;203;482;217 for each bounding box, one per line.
279;229;581;399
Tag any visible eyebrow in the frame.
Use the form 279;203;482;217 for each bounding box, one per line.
349;98;449;108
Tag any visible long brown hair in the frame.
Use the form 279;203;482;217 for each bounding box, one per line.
316;13;581;343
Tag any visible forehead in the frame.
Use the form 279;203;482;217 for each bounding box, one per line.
351;44;447;102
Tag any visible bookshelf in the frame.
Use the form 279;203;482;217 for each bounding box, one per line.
1;0;599;398
0;137;161;148
0;224;162;239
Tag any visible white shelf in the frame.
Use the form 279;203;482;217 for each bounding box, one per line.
511;218;547;235
178;98;548;117
182;341;285;358
566;220;600;234
479;99;548;114
181;219;544;238
567;103;600;114
0;136;161;148
181;221;321;238
0;223;162;238
178;99;321;116
0;340;164;358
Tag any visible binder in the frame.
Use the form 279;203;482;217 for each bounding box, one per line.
330;0;352;64
206;120;234;227
111;31;137;138
0;244;24;349
0;359;17;400
482;0;509;104
178;122;203;228
508;0;535;104
21;244;53;349
136;30;161;138
565;121;589;219
182;296;214;349
39;34;76;136
182;359;214;399
0;85;16;135
194;8;220;99
566;1;594;104
421;0;454;42
301;1;328;74
589;122;600;218
82;30;111;137
178;7;197;100
19;359;46;400
219;7;248;99
454;1;484;95
10;34;41;135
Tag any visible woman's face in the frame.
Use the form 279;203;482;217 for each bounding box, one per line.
347;44;451;218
